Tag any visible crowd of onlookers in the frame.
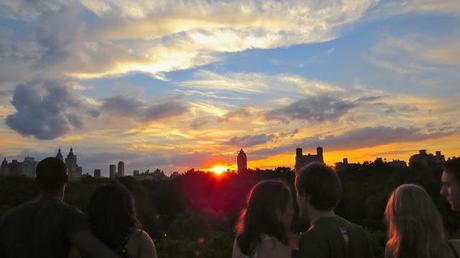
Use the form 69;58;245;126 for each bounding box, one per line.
1;157;459;258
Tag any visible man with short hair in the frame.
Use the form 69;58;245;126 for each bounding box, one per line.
441;157;460;211
0;157;119;258
440;158;460;255
295;162;373;258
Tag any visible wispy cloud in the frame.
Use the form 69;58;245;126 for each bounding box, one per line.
1;0;378;81
366;34;460;75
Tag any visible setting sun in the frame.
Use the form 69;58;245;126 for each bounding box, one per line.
208;165;228;175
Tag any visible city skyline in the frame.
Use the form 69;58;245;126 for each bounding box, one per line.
0;146;455;177
0;1;459;173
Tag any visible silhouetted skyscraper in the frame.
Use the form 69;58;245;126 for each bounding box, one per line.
237;149;247;174
94;169;101;177
22;156;36;178
118;161;125;177
109;164;116;178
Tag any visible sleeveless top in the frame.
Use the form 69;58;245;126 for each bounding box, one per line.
234;234;275;258
117;228;145;258
117;231;131;258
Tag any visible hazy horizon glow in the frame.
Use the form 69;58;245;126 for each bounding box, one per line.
0;0;459;176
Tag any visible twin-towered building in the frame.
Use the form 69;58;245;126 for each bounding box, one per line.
56;148;82;181
0;148;82;181
236;147;324;174
109;161;125;178
295;146;324;171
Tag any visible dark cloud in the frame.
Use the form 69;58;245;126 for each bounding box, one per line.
225;134;275;147
101;96;142;116
266;95;355;122
0;88;11;97
143;102;188;122
189;116;216;129
221;108;254;122
5;80;84;140
278;129;299;138
384;105;419;114
100;96;188;122
252;126;458;158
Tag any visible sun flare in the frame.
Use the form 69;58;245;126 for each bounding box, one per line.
209;165;228;175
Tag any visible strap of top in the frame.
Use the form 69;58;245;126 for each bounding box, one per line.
449;242;460;258
339;226;350;258
117;230;133;258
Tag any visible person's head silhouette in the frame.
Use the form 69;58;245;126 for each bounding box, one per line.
35;157;68;197
295;162;341;221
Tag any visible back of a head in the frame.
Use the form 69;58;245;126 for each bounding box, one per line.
444;157;460;182
385;184;449;258
236;180;292;255
295;162;342;211
35;157;68;193
88;183;141;249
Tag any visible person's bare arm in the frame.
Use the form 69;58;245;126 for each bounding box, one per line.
137;231;158;258
450;240;460;257
257;238;292;258
70;230;120;258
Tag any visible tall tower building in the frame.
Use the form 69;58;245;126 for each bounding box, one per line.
109;164;116;178
65;148;82;181
118;161;125;177
0;158;9;175
56;148;64;163
237;149;247;174
22;156;36;178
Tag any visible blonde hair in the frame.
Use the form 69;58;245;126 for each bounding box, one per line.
385;184;453;258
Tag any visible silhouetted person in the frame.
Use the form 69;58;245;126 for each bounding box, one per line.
232;180;295;258
0;157;119;258
440;157;460;255
295;162;372;258
385;184;455;258
88;183;157;258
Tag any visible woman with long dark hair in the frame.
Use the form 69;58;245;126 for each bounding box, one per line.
232;180;295;258
88;183;157;258
385;184;455;258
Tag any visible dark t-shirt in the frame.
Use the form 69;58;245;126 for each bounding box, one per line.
0;196;89;258
298;216;373;258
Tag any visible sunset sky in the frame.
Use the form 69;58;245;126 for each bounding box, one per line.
0;0;459;176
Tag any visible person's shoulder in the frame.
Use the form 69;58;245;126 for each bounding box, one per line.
127;228;157;258
257;236;292;258
129;228;155;248
334;216;366;232
61;201;84;215
1;200;36;222
300;224;327;245
131;229;152;240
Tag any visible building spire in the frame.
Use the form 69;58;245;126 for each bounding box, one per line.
56;148;64;162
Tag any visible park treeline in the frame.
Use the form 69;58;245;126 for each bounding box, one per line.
1;161;459;258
